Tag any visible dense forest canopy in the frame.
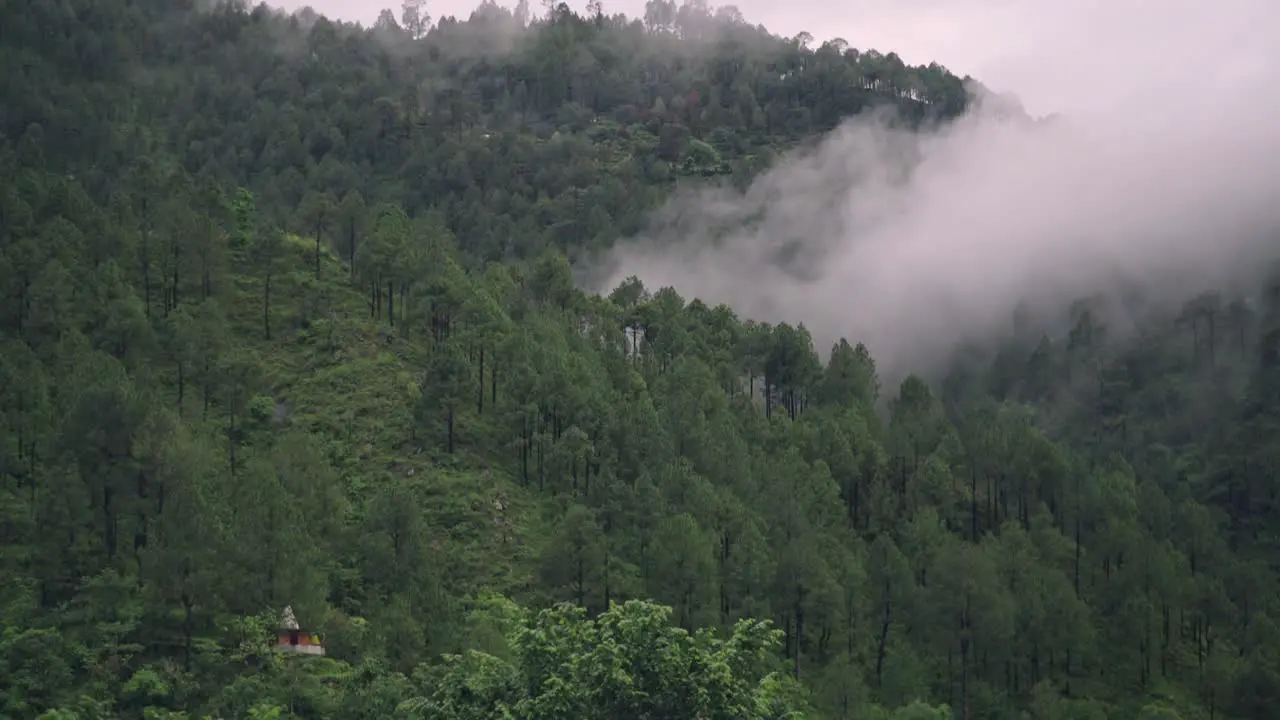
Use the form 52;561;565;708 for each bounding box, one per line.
2;1;1279;719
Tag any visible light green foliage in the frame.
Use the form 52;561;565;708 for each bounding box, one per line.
403;599;805;719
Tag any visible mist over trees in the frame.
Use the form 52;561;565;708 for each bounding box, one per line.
2;1;1279;719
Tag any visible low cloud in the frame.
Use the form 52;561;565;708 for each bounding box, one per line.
598;0;1280;378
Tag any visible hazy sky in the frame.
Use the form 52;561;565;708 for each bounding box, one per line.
272;0;1275;116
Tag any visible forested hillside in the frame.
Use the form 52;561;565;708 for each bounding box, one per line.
2;1;1278;719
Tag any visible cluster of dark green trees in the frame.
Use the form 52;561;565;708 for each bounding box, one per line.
2;0;1278;718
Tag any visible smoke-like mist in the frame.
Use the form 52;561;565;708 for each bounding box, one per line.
597;0;1280;377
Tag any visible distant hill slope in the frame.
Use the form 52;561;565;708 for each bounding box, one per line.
2;0;972;264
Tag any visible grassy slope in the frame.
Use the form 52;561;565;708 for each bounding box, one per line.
219;233;545;605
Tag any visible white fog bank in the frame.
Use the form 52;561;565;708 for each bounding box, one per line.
597;0;1280;374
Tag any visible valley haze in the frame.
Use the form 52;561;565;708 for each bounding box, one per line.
595;0;1280;378
278;0;1280;378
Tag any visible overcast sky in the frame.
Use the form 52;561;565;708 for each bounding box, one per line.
271;0;1277;116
